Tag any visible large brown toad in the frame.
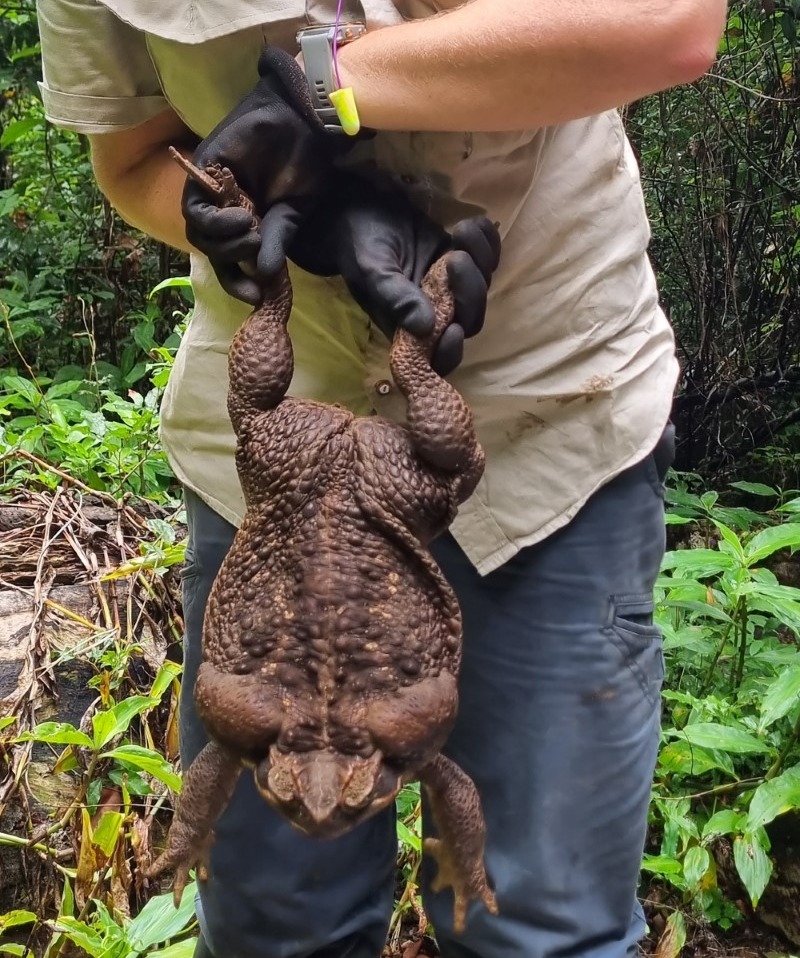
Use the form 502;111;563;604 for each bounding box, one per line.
147;160;497;933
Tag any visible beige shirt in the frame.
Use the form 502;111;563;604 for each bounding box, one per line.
37;0;679;575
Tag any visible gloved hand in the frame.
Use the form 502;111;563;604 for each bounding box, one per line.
279;174;502;376
182;46;347;305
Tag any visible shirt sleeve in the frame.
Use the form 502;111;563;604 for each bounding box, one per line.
36;0;169;134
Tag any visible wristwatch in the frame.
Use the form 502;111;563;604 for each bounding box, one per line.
296;22;367;133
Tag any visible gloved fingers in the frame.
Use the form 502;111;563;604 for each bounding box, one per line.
431;323;465;377
446;250;489;340
182;194;256;237
256;46;321;128
257;200;312;281
359;268;437;339
450;216;501;287
186;223;262;264
210;260;263;306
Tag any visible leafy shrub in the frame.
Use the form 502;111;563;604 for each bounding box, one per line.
646;478;800;926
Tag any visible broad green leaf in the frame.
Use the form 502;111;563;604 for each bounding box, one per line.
102;745;182;792
683;845;711;887
150;661;182;703
2;375;40;405
745;523;800;566
0;717;16;732
658;741;735;777
127;882;197;951
656;910;686;958
747;766;800;832
702;809;745;840
0;945;30;956
149;277;193;297
777;496;800;514
44;380;83;401
714;521;745;561
0;911;37;931
92;696;155;749
733;833;772;907
729;481;778;497
91;811;124;857
666;723;770;754
147;942;198;958
0;116;39;148
759;666;800;730
665;513;693;525
50;918;107;958
640;854;684;878
15;722;93;748
661;550;734;577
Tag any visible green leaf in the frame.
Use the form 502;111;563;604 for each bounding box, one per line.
396;820;421;853
149;277;193;298
703;809;745;840
0;945;30;956
733;833;773;907
0;911;37;931
0;116;39;149
2;375;41;406
683;845;711;887
714;521;745;561
127;883;197;951
745;523;800;567
657;911;687;958
150;661;182;703
15;722;93;748
661;549;735;577
666;723;770;754
658;741;735;777
91;811;124;857
759;666;800;730
747;766;800;832
102;745;182;792
44;380;83;401
92;696;155;749
50;918;107;958
0;717;17;732
147;942;198;958
730;481;778;498
640;854;684;878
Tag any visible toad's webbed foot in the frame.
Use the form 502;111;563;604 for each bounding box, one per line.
146;821;214;907
145;741;240;905
419;753;498;934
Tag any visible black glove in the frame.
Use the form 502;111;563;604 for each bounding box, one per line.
281;175;502;376
183;46;346;305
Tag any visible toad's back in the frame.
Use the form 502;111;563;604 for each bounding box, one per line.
202;403;461;707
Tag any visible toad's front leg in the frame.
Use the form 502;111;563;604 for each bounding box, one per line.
419;753;498;935
146;740;241;905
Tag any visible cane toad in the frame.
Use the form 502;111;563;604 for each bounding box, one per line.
147;160;497;933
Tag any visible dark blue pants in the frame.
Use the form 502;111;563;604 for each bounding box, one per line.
180;433;670;958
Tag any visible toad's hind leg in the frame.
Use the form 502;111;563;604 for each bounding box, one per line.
389;258;485;503
145;741;241;905
227;269;295;434
419;753;498;935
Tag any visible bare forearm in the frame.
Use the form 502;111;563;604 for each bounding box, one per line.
89;110;198;253
338;0;728;131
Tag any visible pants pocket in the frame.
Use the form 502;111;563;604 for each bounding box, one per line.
605;592;665;706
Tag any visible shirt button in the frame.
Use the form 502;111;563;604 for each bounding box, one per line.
375;380;392;396
400;174;419;186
